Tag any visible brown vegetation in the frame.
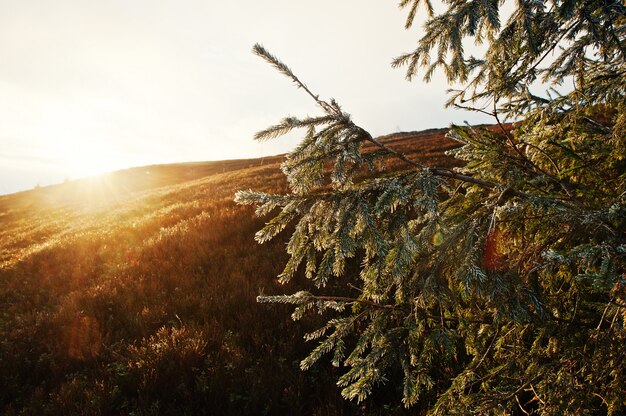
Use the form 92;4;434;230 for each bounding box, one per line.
0;128;470;415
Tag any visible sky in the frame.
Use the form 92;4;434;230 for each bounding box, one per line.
0;0;492;195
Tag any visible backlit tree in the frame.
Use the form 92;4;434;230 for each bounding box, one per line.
236;0;625;413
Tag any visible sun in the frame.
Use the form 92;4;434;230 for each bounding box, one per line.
58;138;126;180
65;152;117;179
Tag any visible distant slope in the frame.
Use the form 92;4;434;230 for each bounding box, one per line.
0;126;470;215
0;154;285;210
0;126;503;415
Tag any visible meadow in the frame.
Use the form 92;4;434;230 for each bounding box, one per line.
0;127;474;415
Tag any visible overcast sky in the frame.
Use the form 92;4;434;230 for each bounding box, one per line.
0;0;491;195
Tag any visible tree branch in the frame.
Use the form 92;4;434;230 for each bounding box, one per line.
359;126;531;199
302;294;492;324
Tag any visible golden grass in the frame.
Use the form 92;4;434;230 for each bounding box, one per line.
0;128;464;415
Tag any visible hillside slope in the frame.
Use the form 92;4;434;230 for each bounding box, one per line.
0;127;483;415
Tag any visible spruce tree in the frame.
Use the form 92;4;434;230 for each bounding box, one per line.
236;0;625;413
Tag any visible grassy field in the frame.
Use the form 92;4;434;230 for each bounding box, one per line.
0;127;484;415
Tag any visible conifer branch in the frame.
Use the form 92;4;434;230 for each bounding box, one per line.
294;294;492;324
362;126;530;199
253;44;339;116
243;0;626;411
254;44;533;199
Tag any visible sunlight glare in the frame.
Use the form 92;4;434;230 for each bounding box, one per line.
58;137;124;180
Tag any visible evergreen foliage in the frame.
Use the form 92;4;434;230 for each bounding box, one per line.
236;1;625;414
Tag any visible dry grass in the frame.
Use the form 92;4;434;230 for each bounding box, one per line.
0;127;466;415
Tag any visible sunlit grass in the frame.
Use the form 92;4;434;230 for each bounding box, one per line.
0;129;460;415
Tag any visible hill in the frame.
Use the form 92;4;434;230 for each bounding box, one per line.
0;126;498;415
